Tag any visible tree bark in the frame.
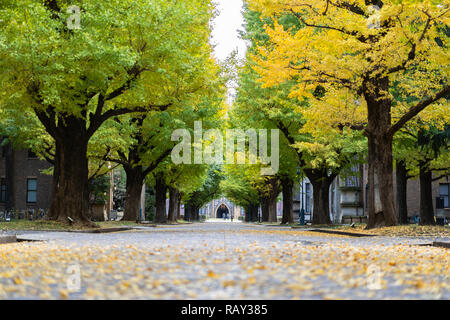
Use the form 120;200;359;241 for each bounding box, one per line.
123;165;145;221
245;203;259;222
251;204;259;222
4;142;14;211
281;177;294;224
191;206;200;221
46;119;94;226
154;173;167;224
184;203;192;221
304;169;335;225
268;193;278;223
260;197;269;222
364;77;398;229
419;162;435;225
396;160;409;224
168;187;179;223
263;178;280;223
177;195;182;220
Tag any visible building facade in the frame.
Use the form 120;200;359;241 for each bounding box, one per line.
200;197;244;219
0;141;53;213
297;164;450;223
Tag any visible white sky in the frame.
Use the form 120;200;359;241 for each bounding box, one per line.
210;0;247;61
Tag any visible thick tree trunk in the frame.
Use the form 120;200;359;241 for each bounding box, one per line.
419;163;435;225
365;77;398;229
184;203;192;221
268;194;278;223
281;177;294;224
48;129;92;226
154;173;167;224
177;196;182;220
251;204;259;222
396;160;409;224
123;166;144;221
245;203;259;222
4;142;14;211
191;206;200;221
304;169;334;225
244;207;250;222
261;197;269;222
310;180;332;225
168;187;179;223
263;178;280;223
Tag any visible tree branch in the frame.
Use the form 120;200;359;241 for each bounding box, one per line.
388;85;450;137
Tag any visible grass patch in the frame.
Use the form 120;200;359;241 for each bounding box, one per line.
0;220;73;231
0;220;139;232
327;224;450;237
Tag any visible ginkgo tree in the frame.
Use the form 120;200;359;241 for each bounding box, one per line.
0;0;218;225
232;4;367;225
250;0;449;228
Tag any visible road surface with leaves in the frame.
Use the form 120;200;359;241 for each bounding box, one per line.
0;223;448;299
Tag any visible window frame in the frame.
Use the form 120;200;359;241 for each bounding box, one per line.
439;184;449;209
26;178;38;204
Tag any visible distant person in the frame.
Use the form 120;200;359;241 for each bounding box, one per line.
231;214;234;222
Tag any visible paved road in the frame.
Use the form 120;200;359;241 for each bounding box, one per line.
0;223;448;299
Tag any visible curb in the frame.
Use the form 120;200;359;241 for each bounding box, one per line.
292;228;379;237
69;227;134;234
0;235;17;244
433;241;450;249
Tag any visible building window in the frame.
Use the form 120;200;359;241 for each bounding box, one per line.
27;179;37;203
439;184;449;208
344;165;360;187
305;183;311;213
0;178;6;203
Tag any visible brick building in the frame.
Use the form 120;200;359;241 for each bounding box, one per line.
0;140;53;212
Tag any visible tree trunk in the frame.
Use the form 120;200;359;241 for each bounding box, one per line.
168;187;179;223
177;196;182;220
154;173;167;224
364;77;398;229
48;140;61;220
245;203;259;222
310;180;332;225
419;163;435;225
304;169;334;225
281;177;294;224
268;194;278;223
4;142;14;211
184;203;192;221
47;125;93;226
264;177;280;223
191;206;200;221
396;160;409;224
252;204;259;222
123;166;144;221
261;197;269;222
